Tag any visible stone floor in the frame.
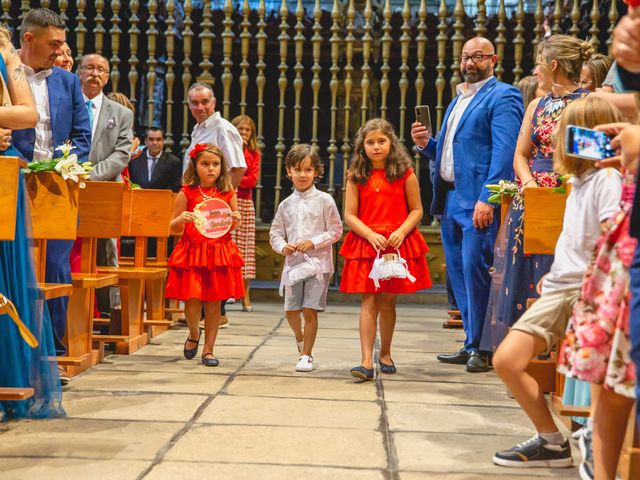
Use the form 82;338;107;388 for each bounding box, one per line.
0;302;580;479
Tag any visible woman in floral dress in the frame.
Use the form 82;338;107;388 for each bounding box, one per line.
481;35;590;352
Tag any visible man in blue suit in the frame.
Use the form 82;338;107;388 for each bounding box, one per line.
412;37;524;372
12;9;92;383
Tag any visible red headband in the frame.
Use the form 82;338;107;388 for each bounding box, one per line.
189;143;209;160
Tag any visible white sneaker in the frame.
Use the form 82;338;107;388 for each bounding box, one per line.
572;426;588;440
295;355;314;372
226;298;236;304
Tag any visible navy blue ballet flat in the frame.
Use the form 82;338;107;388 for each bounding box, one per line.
201;353;219;367
379;360;397;374
350;365;374;380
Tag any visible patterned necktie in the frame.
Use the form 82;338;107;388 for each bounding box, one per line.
85;100;94;132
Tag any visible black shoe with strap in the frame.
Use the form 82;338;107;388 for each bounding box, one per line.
466;351;490;372
493;435;573;468
183;332;201;360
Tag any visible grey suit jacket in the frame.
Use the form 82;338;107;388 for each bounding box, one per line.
88;96;134;181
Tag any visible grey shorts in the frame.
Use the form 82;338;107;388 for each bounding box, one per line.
284;273;332;312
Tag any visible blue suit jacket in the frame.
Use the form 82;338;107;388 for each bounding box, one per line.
12;67;91;162
421;77;524;216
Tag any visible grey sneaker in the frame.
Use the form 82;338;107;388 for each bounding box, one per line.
578;429;593;480
493;434;573;468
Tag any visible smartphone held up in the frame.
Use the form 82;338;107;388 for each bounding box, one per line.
565;124;616;161
415;105;432;135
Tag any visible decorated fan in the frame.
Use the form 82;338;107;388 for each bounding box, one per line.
193;197;233;238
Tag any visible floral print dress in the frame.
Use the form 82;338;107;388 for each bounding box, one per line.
558;174;637;399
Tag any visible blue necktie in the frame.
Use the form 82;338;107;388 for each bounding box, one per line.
149;157;157;182
85;100;94;132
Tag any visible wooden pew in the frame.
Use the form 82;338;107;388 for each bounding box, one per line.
59;181;123;376
0;157;35;402
97;189;172;353
24;171;77;301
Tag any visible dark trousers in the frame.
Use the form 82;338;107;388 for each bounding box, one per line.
441;189;499;352
45;239;74;356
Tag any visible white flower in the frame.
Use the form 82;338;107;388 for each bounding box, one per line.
55;142;76;158
54;155;90;186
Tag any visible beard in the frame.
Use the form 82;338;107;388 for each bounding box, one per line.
462;63;492;83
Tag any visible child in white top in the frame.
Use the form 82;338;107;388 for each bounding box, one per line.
269;144;343;372
492;97;624;469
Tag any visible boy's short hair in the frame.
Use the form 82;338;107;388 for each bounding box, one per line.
285;143;324;178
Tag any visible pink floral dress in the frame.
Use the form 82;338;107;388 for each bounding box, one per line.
558;173;637;399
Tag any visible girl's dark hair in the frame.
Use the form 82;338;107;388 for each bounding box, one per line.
183;144;233;192
348;118;413;184
285;143;324;180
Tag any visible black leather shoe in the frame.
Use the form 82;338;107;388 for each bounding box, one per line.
466;351;490;372
436;348;470;364
183;332;201;360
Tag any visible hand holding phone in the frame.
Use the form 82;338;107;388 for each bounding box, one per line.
415;105;432;135
565;124;616;161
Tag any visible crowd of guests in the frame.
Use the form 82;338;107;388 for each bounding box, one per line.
1;4;640;480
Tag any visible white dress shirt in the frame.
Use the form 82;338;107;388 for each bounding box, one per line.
439;76;494;182
183;111;247;173
24;65;53;162
82;91;104;139
269;185;343;274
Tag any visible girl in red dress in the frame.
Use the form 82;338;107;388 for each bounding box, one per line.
166;143;244;367
340;118;432;380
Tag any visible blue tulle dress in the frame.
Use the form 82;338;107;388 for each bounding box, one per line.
0;54;64;420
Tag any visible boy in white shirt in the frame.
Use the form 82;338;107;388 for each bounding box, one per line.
269;144;343;372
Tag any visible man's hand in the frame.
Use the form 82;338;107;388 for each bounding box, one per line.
410;121;431;150
296;240;314;253
282;244;297;256
473;201;494;230
0;127;12;152
612;10;640;73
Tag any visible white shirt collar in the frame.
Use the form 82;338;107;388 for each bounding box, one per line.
23;64;53;81
83;91;104;111
293;185;317;198
456;76;494;97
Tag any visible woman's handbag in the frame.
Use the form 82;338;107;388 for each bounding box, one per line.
279;253;324;296
368;249;416;289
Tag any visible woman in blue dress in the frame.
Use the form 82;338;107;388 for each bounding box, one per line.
0;25;64;420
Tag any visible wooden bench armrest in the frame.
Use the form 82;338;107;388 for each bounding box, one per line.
551;394;591;418
0;387;34;400
53;356;86;366
97;266;167;280
92;334;130;343
71;273;119;289
39;283;73;299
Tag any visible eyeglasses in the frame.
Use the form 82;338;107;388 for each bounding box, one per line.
81;65;109;75
460;53;494;64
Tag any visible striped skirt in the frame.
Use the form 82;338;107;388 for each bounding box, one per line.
231;197;256;279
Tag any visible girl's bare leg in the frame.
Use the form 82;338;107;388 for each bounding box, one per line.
202;301;221;357
184;298;203;348
359;293;380;369
378;293;397;365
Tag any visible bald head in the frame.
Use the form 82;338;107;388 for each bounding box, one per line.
460;37;497;84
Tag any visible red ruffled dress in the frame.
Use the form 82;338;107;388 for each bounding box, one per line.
166;186;245;301
339;168;432;293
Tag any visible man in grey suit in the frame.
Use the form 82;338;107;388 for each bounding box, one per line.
79;53;133;181
79;53;133;313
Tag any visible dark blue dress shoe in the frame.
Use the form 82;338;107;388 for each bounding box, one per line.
201;353;219;367
350;365;374;380
466;351;490;372
379;360;396;374
183;332;201;360
436;348;470;365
